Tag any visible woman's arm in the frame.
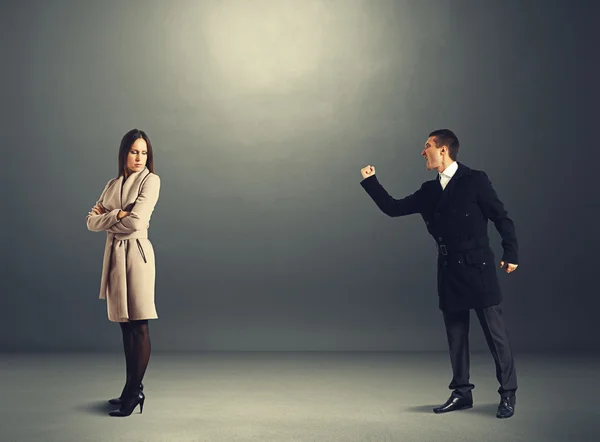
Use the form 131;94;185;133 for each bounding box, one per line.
106;175;161;234
86;179;123;232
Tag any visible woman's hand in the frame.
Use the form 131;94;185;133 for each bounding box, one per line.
88;203;107;217
117;210;131;220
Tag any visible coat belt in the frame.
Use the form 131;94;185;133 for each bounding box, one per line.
109;230;148;241
436;236;489;256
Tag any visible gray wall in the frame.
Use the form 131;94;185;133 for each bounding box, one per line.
3;0;598;352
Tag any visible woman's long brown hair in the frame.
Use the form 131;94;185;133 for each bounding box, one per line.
117;129;155;178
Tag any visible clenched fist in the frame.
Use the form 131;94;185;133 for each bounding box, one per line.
361;165;375;179
500;261;518;274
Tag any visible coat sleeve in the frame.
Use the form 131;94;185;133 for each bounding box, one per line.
107;174;161;234
86;179;122;232
360;175;425;217
476;171;518;264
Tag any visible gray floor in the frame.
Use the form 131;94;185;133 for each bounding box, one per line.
1;352;598;442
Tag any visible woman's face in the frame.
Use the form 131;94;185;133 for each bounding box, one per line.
127;138;148;174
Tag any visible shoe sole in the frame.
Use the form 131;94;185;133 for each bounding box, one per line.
433;404;473;414
496;413;514;419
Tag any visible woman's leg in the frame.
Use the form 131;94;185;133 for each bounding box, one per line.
120;321;135;394
128;319;151;395
109;322;136;404
109;320;150;416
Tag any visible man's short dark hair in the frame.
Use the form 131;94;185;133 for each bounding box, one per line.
429;129;459;161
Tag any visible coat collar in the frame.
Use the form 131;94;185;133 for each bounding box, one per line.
439;161;459;181
453;162;471;179
120;167;151;210
428;162;471;186
433;162;471;211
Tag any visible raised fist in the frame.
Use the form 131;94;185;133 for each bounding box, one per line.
361;165;375;179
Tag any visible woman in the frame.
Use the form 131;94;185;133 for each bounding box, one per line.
86;129;161;417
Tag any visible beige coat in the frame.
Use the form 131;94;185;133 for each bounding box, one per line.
86;167;160;322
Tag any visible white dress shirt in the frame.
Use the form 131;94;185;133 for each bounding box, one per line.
439;161;458;190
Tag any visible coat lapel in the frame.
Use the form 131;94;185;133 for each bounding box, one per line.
120;167;150;210
434;162;468;213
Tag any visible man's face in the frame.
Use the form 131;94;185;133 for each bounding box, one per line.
421;136;443;170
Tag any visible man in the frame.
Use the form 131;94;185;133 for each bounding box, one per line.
360;129;518;419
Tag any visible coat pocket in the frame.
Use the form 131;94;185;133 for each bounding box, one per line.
462;248;499;295
463;248;490;270
135;239;147;263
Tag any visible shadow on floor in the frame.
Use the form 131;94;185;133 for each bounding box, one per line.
467;403;500;416
75;401;117;415
404;404;437;413
405;402;498;417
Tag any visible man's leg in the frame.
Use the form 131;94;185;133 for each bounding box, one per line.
475;304;517;396
443;309;475;400
475;304;517;418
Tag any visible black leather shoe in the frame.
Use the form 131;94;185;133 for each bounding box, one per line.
433;396;473;414
496;396;516;419
108;383;143;405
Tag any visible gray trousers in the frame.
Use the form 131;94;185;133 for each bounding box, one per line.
442;303;517;399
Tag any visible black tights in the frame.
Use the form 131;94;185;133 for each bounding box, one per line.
119;320;151;398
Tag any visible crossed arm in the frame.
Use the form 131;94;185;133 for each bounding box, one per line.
86;175;161;234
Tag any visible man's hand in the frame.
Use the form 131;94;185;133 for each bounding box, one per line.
500;261;518;274
117;210;131;220
361;165;376;179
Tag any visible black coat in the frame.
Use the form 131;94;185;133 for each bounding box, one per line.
361;162;518;312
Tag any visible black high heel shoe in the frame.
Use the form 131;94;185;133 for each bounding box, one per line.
108;382;143;405
109;390;145;417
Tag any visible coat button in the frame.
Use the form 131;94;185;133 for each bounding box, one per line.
438;237;442;241
435;212;440;217
465;212;470;216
